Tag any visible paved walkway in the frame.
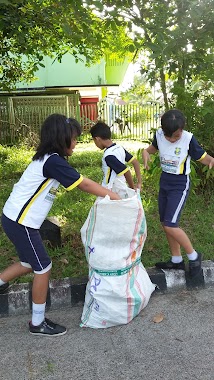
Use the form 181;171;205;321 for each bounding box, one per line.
1;286;214;380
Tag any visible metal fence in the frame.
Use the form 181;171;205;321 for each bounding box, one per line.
97;100;163;141
0;94;80;144
0;94;163;145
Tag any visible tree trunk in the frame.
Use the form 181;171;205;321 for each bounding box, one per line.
176;58;186;110
160;68;169;110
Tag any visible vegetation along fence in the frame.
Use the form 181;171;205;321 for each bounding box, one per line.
0;94;80;145
0;94;162;145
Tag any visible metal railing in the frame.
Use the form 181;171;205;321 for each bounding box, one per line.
0;95;163;145
97;100;163;140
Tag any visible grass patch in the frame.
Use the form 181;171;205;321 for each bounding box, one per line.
0;142;213;283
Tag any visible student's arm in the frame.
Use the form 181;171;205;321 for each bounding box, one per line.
43;156;120;200
131;158;142;190
77;177;120;200
105;154;135;189
124;170;135;189
189;136;214;169
125;150;141;190
199;154;214;169
142;145;158;170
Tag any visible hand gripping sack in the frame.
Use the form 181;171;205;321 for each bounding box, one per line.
80;179;155;328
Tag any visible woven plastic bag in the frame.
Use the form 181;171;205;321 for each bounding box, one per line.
80;179;155;328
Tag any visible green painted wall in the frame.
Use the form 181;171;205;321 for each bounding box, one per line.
16;53;130;89
105;55;130;85
16;54;106;88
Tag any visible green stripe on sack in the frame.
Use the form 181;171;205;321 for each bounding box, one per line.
93;257;141;277
85;204;96;261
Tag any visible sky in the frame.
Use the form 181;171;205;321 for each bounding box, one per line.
119;62;141;92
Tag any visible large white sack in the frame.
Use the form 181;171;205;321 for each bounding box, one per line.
80;179;155;328
81;182;147;270
80;263;155;328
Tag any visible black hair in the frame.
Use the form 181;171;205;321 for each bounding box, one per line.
161;109;186;137
33;114;82;160
90;121;111;140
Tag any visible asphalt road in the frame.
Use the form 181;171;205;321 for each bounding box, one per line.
1;286;213;380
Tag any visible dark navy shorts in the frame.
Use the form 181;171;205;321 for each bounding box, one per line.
158;172;190;227
1;214;52;273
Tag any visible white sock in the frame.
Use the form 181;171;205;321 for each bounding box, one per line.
187;250;198;261
0;279;7;286
32;302;46;326
171;256;183;264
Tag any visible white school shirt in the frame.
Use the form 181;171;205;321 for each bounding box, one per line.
3;153;83;228
102;143;134;187
152;129;206;175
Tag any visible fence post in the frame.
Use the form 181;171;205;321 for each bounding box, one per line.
8;97;16;143
8;98;15;126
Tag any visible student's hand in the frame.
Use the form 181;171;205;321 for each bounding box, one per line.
209;157;214;169
108;191;121;200
135;182;142;191
78;178;121;200
200;154;214;169
142;149;152;170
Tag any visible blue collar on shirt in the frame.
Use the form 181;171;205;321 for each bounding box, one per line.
105;143;116;151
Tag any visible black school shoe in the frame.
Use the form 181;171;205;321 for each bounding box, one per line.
0;282;9;294
155;260;185;270
188;252;202;278
29;318;67;336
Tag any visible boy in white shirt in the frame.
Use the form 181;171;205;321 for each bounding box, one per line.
142;109;214;277
90;121;142;190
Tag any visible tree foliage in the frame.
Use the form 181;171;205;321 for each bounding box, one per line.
88;0;214;161
120;75;153;104
92;0;214;110
0;0;133;90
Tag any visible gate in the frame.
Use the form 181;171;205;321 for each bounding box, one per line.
97;99;163;140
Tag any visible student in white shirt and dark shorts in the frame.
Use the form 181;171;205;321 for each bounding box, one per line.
90;121;142;191
142;109;214;277
0;114;120;336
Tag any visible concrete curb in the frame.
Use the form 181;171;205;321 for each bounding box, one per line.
0;260;214;318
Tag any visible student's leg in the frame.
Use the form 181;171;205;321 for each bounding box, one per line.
30;269;51;329
157;183;184;267
20;230;67;335
1;215;66;335
156;226;185;269
32;271;50;304
0;262;32;282
163;226;194;254
0;262;32;293
1;215;48;321
156;177;201;275
164;229;181;256
163;225;201;276
0;215;33;289
157;174;186;268
0;263;50;305
17;229;67;335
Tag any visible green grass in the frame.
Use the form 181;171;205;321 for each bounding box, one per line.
0;142;213;284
